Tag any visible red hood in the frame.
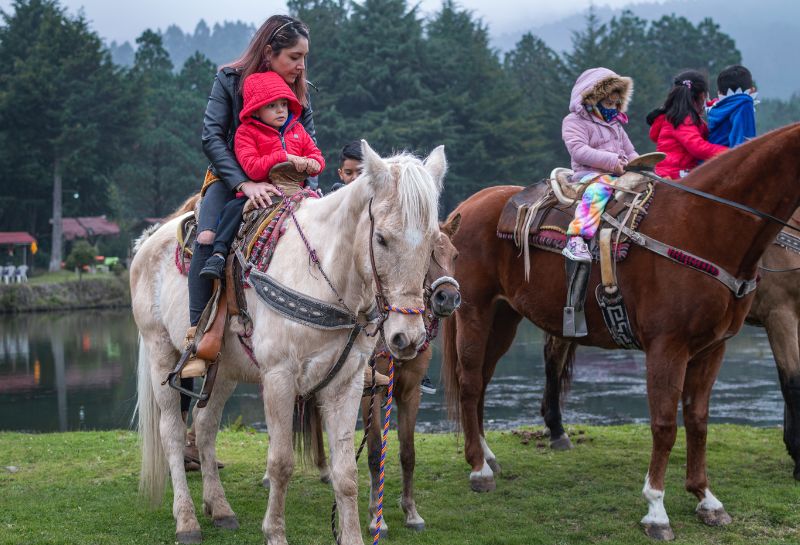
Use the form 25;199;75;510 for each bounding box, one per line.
240;71;302;123
649;113;666;143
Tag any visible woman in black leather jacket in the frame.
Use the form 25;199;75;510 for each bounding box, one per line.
183;14;317;380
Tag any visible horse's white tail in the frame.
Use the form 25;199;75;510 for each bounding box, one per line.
135;334;168;506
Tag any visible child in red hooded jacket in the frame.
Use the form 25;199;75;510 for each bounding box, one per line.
200;71;325;279
646;70;727;179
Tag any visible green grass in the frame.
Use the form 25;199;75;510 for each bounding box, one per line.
1;425;798;544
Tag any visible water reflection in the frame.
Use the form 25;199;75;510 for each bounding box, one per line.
0;310;784;432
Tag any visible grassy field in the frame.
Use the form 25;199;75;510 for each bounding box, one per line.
1;425;798;545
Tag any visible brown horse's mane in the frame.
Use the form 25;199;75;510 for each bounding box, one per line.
683;122;800;189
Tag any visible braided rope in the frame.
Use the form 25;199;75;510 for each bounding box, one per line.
383;305;424;315
373;352;394;545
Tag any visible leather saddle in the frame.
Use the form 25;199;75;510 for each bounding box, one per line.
172;162;312;392
497;153;664;262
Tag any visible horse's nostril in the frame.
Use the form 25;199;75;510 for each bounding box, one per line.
453;293;462;308
391;332;410;351
434;291;446;303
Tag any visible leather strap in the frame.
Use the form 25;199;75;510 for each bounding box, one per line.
602;213;758;298
628;168;800;236
249;269;380;329
298;324;363;402
196;281;228;361
598;228;616;292
776;231;800;254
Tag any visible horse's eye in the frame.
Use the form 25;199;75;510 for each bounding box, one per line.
376;233;387;247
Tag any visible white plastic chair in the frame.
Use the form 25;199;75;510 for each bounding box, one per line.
15;265;28;283
2;265;13;285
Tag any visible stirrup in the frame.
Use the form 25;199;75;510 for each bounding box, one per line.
164;347;212;403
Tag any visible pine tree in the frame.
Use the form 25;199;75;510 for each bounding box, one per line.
110;31;210;220
0;0;138;270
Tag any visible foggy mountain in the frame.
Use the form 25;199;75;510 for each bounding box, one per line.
493;0;800;99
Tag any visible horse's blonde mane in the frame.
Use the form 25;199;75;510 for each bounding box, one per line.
385;152;440;233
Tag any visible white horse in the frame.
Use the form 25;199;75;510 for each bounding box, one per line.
131;142;447;545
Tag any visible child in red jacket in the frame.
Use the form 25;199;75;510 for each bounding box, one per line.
200;71;325;279
646;70;727;179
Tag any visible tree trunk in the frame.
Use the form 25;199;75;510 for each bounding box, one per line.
49;156;63;272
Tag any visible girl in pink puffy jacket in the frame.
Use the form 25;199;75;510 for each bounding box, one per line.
561;67;638;262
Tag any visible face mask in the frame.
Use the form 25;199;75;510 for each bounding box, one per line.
597;104;619;122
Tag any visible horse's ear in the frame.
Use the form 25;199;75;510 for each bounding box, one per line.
442;212;461;238
361;140;387;185
424;145;447;190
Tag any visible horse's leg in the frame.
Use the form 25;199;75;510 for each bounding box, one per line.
763;310;800;478
147;339;203;544
395;365;426;531
542;335;577;450
261;374;296;545
454;305;495;492
474;301;523;479
683;343;733;527
364;379;387;537
261;405;328;490
322;378;365;545
640;342;688;541
193;376;238;529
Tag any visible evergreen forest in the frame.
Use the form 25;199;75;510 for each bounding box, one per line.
1;0;799;264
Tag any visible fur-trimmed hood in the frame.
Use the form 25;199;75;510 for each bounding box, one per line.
569;67;633;115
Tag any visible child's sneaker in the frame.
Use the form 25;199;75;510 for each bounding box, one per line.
562;236;592;263
199;253;226;280
420;375;437;395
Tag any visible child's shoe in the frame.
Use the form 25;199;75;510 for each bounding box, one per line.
199;253;226;280
420;375;437;395
562;236;592;263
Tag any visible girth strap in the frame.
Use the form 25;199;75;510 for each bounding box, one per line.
602;212;758;298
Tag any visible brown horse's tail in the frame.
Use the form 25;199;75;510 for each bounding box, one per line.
441;314;461;430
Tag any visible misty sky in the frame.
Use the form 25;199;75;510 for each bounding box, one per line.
0;0;666;43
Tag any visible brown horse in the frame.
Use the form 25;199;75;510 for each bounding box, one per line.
538;211;800;480
302;215;461;536
441;124;800;540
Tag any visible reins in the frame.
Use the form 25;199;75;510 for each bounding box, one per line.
628;167;800;236
284;192;425;545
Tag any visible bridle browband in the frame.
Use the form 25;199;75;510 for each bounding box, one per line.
628;167;800;235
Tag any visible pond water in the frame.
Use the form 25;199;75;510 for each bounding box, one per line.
0;309;783;433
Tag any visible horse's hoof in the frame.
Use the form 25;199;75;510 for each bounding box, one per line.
176;530;202;544
469;475;496;492
550;434;574;451
262;477;271;489
487;457;501;475
405;521;425;532
697;507;732;526
642;523;675;541
212;516;239;530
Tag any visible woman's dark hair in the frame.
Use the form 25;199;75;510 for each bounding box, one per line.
224;15;310;106
646;70;709;128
